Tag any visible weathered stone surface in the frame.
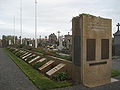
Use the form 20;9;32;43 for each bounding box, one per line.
22;53;32;59
38;60;54;73
36;58;47;63
72;14;112;87
25;54;36;61
46;63;65;76
20;52;29;58
28;56;40;63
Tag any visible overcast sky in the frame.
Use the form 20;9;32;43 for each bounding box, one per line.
0;0;119;39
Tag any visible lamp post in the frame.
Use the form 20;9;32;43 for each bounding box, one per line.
13;16;15;44
20;0;22;44
35;0;37;48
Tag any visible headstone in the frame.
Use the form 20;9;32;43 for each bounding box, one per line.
58;36;64;51
8;40;12;45
113;23;120;56
36;58;47;63
20;52;29;58
38;60;54;73
24;54;36;61
28;56;40;63
46;63;65;77
72;14;112;87
22;53;32;59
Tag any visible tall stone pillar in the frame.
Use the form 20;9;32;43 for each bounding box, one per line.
72;14;112;87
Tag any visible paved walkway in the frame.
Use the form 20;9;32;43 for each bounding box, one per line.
112;58;120;71
0;48;38;90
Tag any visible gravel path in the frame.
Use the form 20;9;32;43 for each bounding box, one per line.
0;48;38;90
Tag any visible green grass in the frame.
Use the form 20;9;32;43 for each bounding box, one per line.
111;69;120;77
51;53;72;61
4;48;72;90
32;48;45;54
32;48;72;61
31;61;46;69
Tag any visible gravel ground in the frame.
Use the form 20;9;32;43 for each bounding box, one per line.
0;48;38;90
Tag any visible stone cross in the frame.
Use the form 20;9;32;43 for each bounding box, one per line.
116;23;120;31
68;32;70;35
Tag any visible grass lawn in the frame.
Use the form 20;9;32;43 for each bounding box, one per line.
111;69;120;77
32;48;72;61
4;48;72;90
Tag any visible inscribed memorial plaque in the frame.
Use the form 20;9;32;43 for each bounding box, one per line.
87;39;96;61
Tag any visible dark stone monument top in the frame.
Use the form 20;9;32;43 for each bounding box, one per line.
113;23;120;36
117;23;120;31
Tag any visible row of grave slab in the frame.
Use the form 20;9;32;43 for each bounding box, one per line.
7;47;74;80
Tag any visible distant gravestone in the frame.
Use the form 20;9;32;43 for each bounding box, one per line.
113;23;120;56
72;14;112;87
8;40;12;45
58;36;64;51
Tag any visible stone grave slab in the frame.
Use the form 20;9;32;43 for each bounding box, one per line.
22;53;32;59
13;49;19;53
21;51;27;54
28;56;41;63
46;63;65;76
38;60;54;73
20;52;29;58
36;58;47;63
16;50;23;54
19;51;27;56
24;54;36;61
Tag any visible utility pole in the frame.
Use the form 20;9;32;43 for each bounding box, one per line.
20;0;22;44
57;31;60;40
13;16;16;44
35;0;37;48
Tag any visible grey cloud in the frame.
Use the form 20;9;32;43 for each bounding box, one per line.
0;0;119;38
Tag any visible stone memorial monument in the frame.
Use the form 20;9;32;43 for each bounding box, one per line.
72;14;112;87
